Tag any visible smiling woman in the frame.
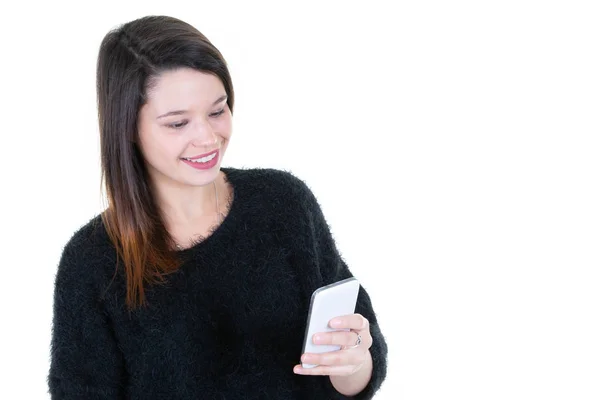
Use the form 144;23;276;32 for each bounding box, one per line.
136;68;233;236
136;69;233;249
47;15;388;400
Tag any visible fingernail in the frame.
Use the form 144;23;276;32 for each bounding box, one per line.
330;319;342;327
313;334;322;344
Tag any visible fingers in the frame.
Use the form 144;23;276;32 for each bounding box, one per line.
301;349;365;367
315;330;373;350
330;313;369;331
295;313;373;378
314;313;373;349
293;363;359;376
313;330;360;347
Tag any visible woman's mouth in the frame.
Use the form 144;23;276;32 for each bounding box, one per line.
181;150;219;170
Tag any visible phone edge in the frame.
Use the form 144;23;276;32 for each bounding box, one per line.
299;277;358;361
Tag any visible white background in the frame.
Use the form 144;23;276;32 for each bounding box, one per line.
1;1;599;399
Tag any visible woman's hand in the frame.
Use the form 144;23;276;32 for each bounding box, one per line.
294;313;373;376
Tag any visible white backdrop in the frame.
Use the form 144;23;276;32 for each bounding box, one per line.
0;1;598;399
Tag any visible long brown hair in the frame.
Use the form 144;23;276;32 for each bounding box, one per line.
96;16;235;310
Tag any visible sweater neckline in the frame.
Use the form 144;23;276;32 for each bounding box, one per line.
174;166;240;256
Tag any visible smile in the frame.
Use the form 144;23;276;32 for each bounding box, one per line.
182;152;217;163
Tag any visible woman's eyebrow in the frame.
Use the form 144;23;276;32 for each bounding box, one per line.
156;94;228;119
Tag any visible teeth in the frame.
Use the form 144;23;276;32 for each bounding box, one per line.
184;153;216;163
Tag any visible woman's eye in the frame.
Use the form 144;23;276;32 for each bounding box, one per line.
210;109;225;118
167;121;188;129
166;110;224;129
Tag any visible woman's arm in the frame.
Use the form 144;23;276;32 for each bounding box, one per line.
296;176;389;399
48;237;126;399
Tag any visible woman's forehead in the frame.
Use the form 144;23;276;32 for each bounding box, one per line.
145;68;224;108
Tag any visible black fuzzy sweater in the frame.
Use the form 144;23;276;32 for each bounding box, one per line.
48;167;388;399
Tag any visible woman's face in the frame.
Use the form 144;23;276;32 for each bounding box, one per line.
137;67;232;188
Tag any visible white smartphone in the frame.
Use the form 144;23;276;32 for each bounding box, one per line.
300;277;360;368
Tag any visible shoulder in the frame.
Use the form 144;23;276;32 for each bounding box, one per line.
54;214;114;292
229;166;317;205
60;213;111;259
64;214;109;249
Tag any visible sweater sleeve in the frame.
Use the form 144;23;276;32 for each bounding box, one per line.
298;178;389;400
48;237;126;399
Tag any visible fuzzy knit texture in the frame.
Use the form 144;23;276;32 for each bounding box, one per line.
48;167;388;399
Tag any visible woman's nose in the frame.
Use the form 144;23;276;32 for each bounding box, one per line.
191;136;218;150
190;120;219;148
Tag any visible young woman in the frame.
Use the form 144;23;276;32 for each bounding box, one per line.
48;15;388;399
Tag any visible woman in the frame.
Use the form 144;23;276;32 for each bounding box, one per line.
48;15;388;399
